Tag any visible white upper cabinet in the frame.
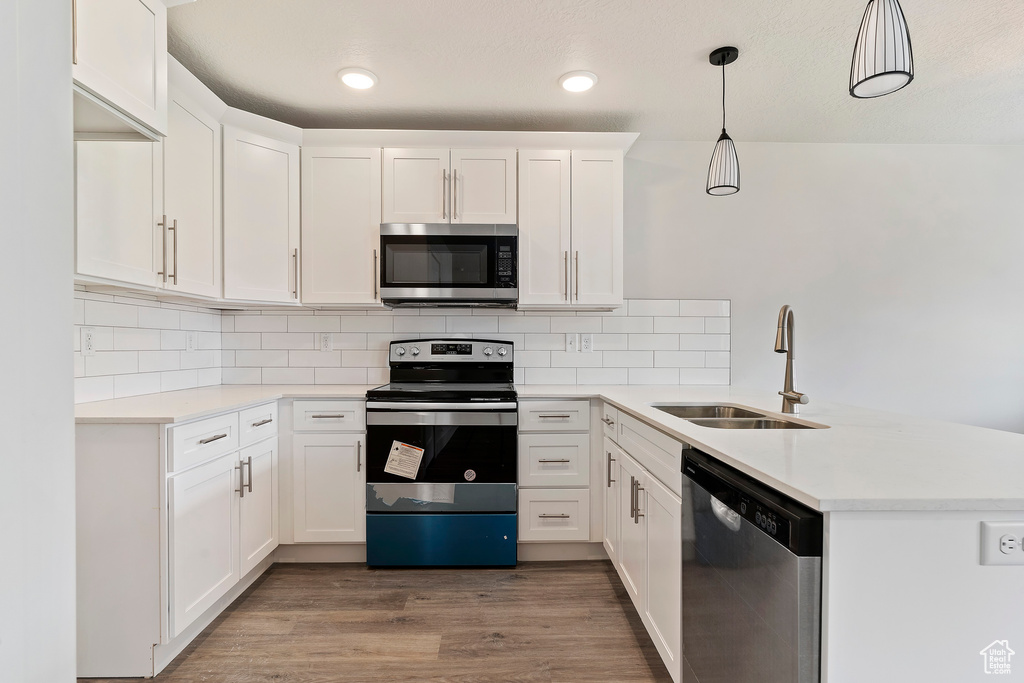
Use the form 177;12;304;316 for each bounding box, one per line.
382;148;517;224
571;150;623;307
223;125;301;303
450;149;517;224
301;147;382;305
518;149;623;309
517;150;572;306
73;0;168;138
161;86;222;298
75;140;163;287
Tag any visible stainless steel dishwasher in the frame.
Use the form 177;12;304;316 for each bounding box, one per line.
681;450;823;683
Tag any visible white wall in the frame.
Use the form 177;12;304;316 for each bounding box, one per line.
0;1;77;681
624;141;1024;432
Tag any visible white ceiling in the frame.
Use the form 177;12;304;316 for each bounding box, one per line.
167;0;1024;144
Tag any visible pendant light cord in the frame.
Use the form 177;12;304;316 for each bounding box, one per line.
721;61;727;130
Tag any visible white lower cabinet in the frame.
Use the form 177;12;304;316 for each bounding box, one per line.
168;452;240;638
602;436;621;565
518;488;591;541
239;439;279;576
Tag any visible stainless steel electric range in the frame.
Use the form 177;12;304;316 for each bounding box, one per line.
364;338;517;567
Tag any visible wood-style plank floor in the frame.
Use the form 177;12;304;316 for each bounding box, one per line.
81;560;672;683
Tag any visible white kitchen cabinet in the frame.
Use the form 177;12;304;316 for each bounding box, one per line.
602;436;620;565
382;147;516;224
239;439;279;576
518;488;591;541
73;0;168;137
517;150;571;306
292;432;365;542
161;85;222;298
223;125;300;303
301;147;382;305
616;450;646;610
167;451;240;638
518;149;623;309
75;139;163;287
519;432;590;487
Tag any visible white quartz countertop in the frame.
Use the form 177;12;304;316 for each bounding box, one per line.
75;384;1024;512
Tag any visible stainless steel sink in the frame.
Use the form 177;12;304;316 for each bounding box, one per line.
653;405;766;419
688;418;816;430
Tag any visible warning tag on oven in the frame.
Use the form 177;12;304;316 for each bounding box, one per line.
384;441;425;480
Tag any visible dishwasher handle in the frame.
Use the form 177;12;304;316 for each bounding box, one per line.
711;495;742;533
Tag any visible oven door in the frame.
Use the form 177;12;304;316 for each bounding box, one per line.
379;223;517;302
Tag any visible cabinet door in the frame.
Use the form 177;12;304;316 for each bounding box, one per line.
239;439;279;576
382;148;449;223
602;437;621;565
518;432;590;487
570;150;623;307
293;433;365;542
75;140;162;287
517;150;572;307
301;147;382;304
642;473;683;681
450;148;517;224
616;452;646;612
223;126;300;303
73;0;168;136
162;87;221;298
167;452;239;638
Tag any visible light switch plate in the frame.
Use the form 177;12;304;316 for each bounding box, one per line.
185;331;197;353
565;333;579;353
980;522;1024;565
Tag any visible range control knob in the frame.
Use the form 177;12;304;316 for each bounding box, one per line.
395;346;406;356
497;347;508;357
483;347;494;356
410;346;420;356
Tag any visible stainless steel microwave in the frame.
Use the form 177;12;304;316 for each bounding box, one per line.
379;224;517;307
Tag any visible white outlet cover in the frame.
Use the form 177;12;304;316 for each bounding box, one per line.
81;327;96;357
185;331;197;353
580;333;593;352
320;332;333;352
980;522;1024;565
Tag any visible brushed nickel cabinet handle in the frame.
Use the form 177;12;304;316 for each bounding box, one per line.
453;169;458;220
575;250;580;300
198;433;228;445
157;215;168;282
538;459;571;464
373;249;378;299
635;483;645;524
563;251;569;301
538;514;570;519
538;413;571;419
601;417;615;426
311;413;345;419
251;417;273;428
72;0;78;65
630;476;636;519
169;218;178;285
235;463;244;498
441;170;448;219
357;440;362;473
607;452;616;487
292;248;298;299
245;455;253;493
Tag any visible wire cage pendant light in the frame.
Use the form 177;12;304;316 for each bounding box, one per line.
706;47;740;196
850;0;913;98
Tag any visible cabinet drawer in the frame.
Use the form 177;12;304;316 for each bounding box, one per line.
600;403;619;442
168;412;240;473
292;400;365;432
617;413;684;496
518;489;591;541
518;400;590;432
518;433;590;487
239;402;278;447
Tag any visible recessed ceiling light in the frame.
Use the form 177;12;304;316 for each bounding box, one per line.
338;68;378;90
559;71;598;93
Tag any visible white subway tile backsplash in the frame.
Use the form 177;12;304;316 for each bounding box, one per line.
448;316;499;333
629;368;680;385
551;351;603;368
84;300;139;328
114;373;162;399
394;316;446;334
161;330;186;350
180;350;219;371
705;352;731;368
138;307;180;330
654;351;706;368
261;368;314;385
366;368;390;385
85;351;138;376
235;350;288;367
74;353;85;377
654;317;705;334
678;368;731;385
232;315;288;333
602;351;655;368
628;299;679;317
679;334;731;351
315;367;369;384
366;333;395;350
628;334;679;351
180;311;221;332
89;327;114;351
549;316;602;334
289;350;342;367
288;316;342;333
138;350;180;373
514;350;551;367
525;368;576;385
222;333;262;350
593;333;628;351
113;328;161;351
704;317;731;334
198;367;222;387
74;298;85;325
222;368;262;384
261;333;315;350
75;376;114;402
576;368;629;385
498;316;551;333
161;369;199;392
338;316;394;333
331;333;369;350
342;350;389;368
678;300;730;317
221;316;235;333
524;334;566;351
602;317;654;334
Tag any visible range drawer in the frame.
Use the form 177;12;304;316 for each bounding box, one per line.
293;400;365;432
518;433;590;487
239;402;278;447
518;400;590;432
617;413;684;496
600;403;619;442
518;489;591;541
168;412;239;473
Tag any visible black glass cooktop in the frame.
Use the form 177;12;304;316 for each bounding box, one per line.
366;382;517;402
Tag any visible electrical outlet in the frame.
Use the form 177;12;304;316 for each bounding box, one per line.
185;331;197;353
320;332;333;352
980;522;1024;565
565;333;579;353
81;328;95;357
580;333;593;353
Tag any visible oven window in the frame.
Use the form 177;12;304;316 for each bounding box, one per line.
385;243;488;285
366;423;516;484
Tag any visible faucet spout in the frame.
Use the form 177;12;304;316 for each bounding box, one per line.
774;305;808;414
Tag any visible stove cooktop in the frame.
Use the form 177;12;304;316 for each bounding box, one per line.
365;382;517;402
